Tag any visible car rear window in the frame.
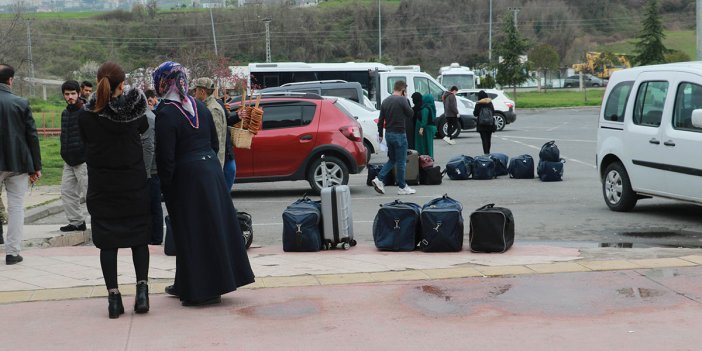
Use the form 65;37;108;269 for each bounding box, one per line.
603;81;633;122
322;88;359;103
260;102;317;130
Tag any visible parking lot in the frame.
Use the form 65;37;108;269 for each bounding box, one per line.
230;107;702;248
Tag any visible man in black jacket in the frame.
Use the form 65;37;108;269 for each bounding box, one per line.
0;64;42;265
59;80;88;232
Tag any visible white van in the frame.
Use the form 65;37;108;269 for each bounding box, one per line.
377;71;476;138
597;62;702;211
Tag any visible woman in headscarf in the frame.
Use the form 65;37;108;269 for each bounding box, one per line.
152;61;255;306
404;92;419;150
78;62;151;319
415;94;437;159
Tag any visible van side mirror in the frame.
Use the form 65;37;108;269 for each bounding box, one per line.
691;109;702;128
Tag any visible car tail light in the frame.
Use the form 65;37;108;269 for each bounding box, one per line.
340;125;362;142
505;102;514;110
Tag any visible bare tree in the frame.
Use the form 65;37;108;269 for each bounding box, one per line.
0;2;25;63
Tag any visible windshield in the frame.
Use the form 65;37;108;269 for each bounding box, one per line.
441;74;475;90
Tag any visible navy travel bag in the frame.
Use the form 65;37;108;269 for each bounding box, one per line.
539;140;561;162
373;200;422;251
508;154;535;179
537;159;566;182
445;155;473;180
489;153;509;176
469;204;515;253
419;194;465;252
282;196;323;252
472;155;497;180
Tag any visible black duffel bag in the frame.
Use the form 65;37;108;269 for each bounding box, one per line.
469;204;515;253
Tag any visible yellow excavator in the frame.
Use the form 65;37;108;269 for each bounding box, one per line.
573;52;631;80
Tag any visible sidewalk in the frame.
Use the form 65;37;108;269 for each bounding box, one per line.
3;187;702;349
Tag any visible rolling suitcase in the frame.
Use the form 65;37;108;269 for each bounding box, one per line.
469;204;515;253
282;196;323;252
392;149;420;186
373;200;422;251
321;185;357;249
419;194;465;252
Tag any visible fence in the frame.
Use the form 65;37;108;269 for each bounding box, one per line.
36;112;61;136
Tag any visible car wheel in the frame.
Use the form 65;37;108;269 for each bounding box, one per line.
602;162;637;212
438;117;461;139
363;139;373;163
494;113;506;131
592;83;600;87
434;116;446;138
307;156;349;194
564;83;572;88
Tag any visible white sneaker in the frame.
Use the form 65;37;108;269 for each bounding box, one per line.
443;136;452;144
398;185;416;195
371;177;385;194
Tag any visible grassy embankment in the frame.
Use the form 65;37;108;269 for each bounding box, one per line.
516;89;605;108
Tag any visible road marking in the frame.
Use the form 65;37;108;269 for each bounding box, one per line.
500;137;596;169
547;122;568;132
500;135;596;143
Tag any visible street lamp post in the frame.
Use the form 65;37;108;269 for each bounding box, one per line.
378;0;382;62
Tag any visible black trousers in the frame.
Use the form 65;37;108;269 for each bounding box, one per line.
446;117;459;139
100;245;149;290
479;131;493;154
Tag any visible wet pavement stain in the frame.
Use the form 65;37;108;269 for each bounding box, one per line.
617;288;665;299
237;299;321;319
403;284;468;317
488;284;512;297
418;285;452;301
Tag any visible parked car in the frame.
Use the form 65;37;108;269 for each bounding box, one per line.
324;96;380;163
456;88;517;131
597;62;702;211
229;93;367;194
258;80;377;109
563;74;608;88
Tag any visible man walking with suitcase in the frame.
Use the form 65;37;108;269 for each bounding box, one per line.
372;80;416;195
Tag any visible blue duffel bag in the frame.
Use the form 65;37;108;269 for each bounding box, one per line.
446;155;473;180
472;155;497;180
373;200;422;251
419;194;464;252
489;153;509;176
537;159;566;182
282;196;323;252
508;154;535;179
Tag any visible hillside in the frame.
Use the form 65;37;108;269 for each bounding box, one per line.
0;0;697;83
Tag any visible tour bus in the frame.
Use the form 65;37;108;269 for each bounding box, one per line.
437;63;479;90
248;61;477;137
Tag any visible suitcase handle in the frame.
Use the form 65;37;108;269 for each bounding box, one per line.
477;203;495;211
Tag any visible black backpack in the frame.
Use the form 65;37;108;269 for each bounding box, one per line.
539;141;560;162
478;106;494;127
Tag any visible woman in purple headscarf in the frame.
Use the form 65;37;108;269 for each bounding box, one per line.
153;61;255;306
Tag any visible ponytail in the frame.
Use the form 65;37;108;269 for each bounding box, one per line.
93;77;111;113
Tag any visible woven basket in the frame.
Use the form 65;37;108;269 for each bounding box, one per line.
230;126;253;149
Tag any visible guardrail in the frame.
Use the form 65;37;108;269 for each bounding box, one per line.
36;112;60;136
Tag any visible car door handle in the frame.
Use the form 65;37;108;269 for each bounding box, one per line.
300;134;313;141
663;140;676;147
649;138;660;145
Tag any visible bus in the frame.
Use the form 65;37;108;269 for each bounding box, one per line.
248;62;391;103
437;63;478;90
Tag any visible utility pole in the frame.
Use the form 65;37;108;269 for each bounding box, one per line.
508;7;520;30
26;19;35;96
488;0;492;64
209;8;218;56
698;0;702;60
263;17;272;63
378;0;382;62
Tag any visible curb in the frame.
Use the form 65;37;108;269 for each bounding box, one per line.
24;201;63;224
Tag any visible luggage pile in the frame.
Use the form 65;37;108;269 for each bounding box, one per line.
366;150;444;186
537;140;566;182
282;185;357;252
372;194;515;253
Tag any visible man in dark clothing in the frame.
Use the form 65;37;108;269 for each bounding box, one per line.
80;81;93;101
0;64;42;265
442;86;460;145
372;80;416;195
59;80;88;232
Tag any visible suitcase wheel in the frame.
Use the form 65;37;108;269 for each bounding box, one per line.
341;242;350;250
350;239;357;247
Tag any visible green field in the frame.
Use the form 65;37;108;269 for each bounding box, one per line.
599;30;696;59
515;89;604;108
37;137;62;186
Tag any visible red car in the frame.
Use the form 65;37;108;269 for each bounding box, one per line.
230;93;367;193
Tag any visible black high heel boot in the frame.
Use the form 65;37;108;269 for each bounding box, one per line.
108;292;125;319
134;282;150;314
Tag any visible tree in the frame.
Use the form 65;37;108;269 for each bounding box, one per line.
633;0;668;66
496;12;530;100
146;0;158;19
0;2;24;63
528;44;560;92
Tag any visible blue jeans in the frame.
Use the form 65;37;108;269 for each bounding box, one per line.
223;159;236;192
148;175;164;244
379;132;408;188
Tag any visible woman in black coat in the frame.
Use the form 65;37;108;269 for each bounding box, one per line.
79;62;151;319
153;61;255;306
473;90;496;154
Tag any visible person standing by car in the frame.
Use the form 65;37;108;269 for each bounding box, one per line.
416;94;437;159
473;90;496;154
79;62;151;318
442;86;459;145
372;80;416;195
0;63;42;265
59;80;88;233
152;61;254;306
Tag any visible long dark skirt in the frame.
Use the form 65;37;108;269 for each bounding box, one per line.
165;152;255;302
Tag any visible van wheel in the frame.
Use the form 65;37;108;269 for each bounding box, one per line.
494;113;506;131
603;162;637;212
307;156;349;194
